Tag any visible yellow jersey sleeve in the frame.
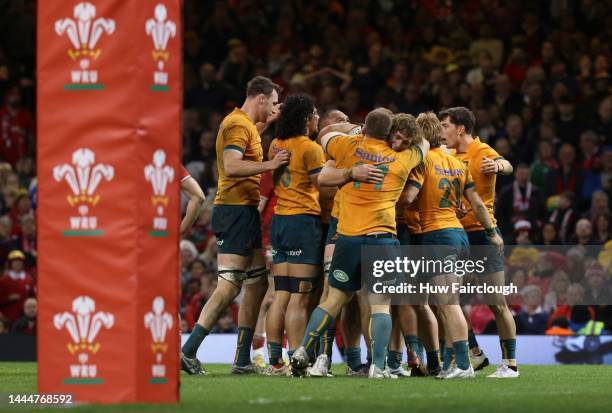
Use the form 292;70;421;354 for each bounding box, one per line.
304;143;325;176
398;145;424;173
464;164;475;191
223;124;250;154
407;162;425;190
325;135;353;160
483;146;504;161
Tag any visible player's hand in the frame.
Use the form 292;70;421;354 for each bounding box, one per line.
351;164;384;184
480;157;499;174
270;149;290;168
489;232;504;255
456;202;469;219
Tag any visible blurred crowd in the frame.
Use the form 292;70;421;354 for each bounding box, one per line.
1;0;611;336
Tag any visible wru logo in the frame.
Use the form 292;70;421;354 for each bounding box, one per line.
54;296;114;382
55;2;115;87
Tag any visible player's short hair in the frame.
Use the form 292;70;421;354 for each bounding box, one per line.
277;94;316;140
391;113;418;145
438;107;476;135
416;112;443;148
364;108;393;140
246;76;282;98
319;109;347;129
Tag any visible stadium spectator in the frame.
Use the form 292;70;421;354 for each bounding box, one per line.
517;285;549;334
11;296;36;335
497;163;543;237
539;222;562;246
544;270;571;313
180;239;199;287
548;192;579;244
572;218;598;246
0;85;34;166
530;140;558;188
593;213;611;244
584;266;612;306
0;250;34;326
0;215;17;266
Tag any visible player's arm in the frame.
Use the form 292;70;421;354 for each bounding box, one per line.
465;186;504;253
318;160;384;187
180;176;206;235
224;148;289;178
398;183;420;208
480;157;513;176
317;123;361;144
398;163;424;207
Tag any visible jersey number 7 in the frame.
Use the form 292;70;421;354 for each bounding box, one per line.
353;163;389;190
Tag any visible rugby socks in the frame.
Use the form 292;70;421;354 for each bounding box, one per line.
439;339;446;361
416;338;426;363
453;340;470;370
442;347;454;371
301;307;334;358
346;347;362;371
468;329;480;350
182;323;209;358
318;323;336;363
501;339;518;370
234;326;254;367
426;350;441;370
387;350;402;370
370;313;392;369
268;341;283;367
404;334;419;358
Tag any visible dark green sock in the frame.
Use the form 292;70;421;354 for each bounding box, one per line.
301;306;334;357
268;341;282;366
427;350;440;370
318;324;336;362
403;334;419;353
387;350;402;370
182;323;209;358
234;327;254;366
453;340;470;370
439;339;446;361
468;329;479;350
500;339;517;360
346;347;362;371
442;347;454;370
370;313;392;369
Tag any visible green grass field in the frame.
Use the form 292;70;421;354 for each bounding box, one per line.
1;363;611;413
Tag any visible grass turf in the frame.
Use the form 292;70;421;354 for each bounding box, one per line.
0;363;611;413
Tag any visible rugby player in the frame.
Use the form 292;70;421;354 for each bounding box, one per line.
314;110;375;376
181;76;289;375
291;108;428;379
400;112;503;379
439;107;519;378
264;94;328;375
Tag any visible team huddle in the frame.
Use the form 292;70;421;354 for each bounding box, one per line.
180;75;520;380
